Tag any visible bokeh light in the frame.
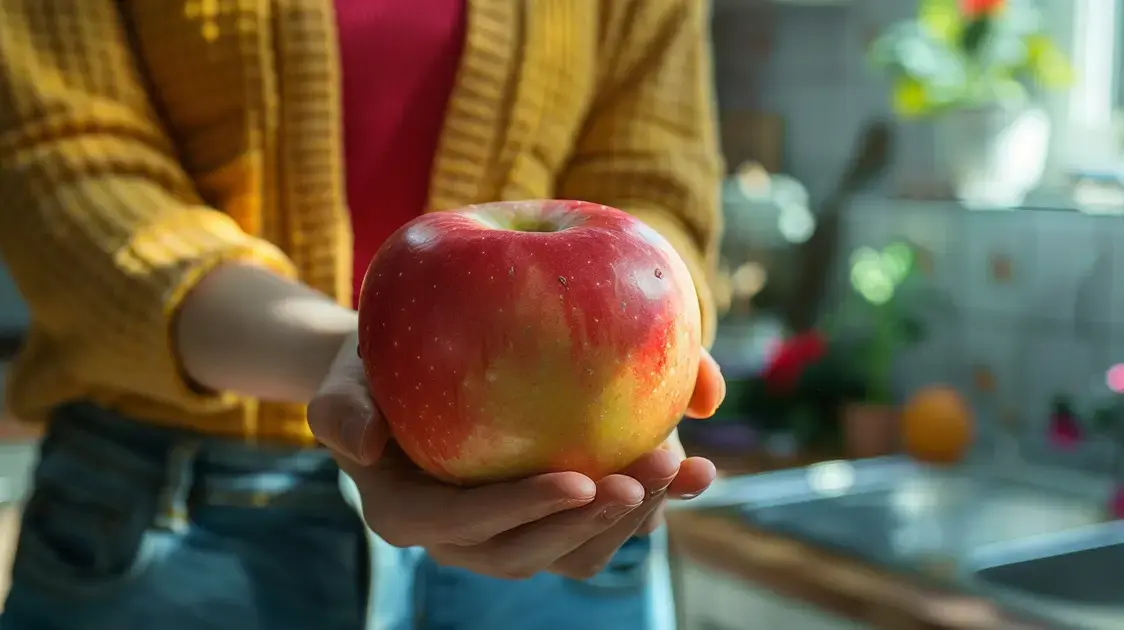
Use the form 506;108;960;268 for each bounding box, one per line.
1105;363;1124;393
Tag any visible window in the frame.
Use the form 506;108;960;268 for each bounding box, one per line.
1042;0;1121;178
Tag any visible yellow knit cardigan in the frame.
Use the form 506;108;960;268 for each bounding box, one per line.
0;0;723;445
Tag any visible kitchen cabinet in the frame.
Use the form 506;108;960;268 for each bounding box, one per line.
676;558;864;630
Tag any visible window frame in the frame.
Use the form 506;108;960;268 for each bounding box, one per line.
1041;0;1121;183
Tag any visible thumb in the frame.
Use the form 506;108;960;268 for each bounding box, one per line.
307;333;388;465
686;347;725;419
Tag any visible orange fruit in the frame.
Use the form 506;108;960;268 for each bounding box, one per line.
900;385;974;464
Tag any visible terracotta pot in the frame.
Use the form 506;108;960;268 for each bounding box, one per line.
841;403;898;459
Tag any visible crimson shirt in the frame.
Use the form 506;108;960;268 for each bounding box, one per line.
335;0;466;305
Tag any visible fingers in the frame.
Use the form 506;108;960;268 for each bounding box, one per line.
633;502;667;537
552;489;666;578
667;457;717;499
346;448;598;548
686;347;726;419
546;449;679;579
617;447;681;494
634;455;717;536
433;470;598;546
308;333;387;465
445;474;646;579
631;436;685;536
425;449;680;580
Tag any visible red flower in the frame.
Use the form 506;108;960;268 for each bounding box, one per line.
961;0;1005;16
1047;413;1083;450
762;332;828;394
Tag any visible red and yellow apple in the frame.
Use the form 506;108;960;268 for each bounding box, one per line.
357;200;701;485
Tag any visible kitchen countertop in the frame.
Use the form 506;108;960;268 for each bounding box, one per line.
667;448;1118;629
669;509;1046;629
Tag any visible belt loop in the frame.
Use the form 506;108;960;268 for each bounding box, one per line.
153;440;202;532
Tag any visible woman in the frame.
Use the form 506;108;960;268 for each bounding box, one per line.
0;1;725;629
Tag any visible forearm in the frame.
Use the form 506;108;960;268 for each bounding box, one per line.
176;264;358;404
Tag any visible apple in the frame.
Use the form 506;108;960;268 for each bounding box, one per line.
357;200;701;485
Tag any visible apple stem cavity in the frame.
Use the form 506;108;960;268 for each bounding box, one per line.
509;217;560;233
468;206;582;234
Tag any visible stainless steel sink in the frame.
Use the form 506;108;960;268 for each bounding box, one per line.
683;457;1105;575
731;458;1103;568
685;457;1120;627
967;522;1124;607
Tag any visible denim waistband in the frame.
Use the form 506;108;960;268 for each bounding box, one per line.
41;403;352;526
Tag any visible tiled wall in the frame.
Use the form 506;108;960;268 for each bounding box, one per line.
712;0;917;205
839;197;1123;473
714;1;1124;473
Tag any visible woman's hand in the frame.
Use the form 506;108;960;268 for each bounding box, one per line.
308;334;725;580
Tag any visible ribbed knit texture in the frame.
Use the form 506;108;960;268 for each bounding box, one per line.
0;0;723;445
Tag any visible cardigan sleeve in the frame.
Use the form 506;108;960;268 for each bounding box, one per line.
557;0;725;347
0;0;295;411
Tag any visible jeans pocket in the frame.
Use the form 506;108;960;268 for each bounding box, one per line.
12;441;160;597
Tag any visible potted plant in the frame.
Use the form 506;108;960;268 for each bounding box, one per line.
739;242;934;458
869;0;1072;209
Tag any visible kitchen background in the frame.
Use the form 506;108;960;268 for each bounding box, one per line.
705;0;1124;475
2;0;1124;628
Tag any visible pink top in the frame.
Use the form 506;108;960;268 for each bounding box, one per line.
334;0;466;304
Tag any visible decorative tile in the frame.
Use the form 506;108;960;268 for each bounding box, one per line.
959;314;1022;447
971;364;997;394
988;253;1014;284
958;212;1036;317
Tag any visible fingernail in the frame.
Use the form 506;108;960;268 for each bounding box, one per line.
601;502;642;521
677;492;700;500
648;481;673;498
558;494;596;509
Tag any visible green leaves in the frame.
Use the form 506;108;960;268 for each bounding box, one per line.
869;0;1070;118
960;17;992;55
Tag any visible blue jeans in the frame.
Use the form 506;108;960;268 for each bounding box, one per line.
0;404;675;630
